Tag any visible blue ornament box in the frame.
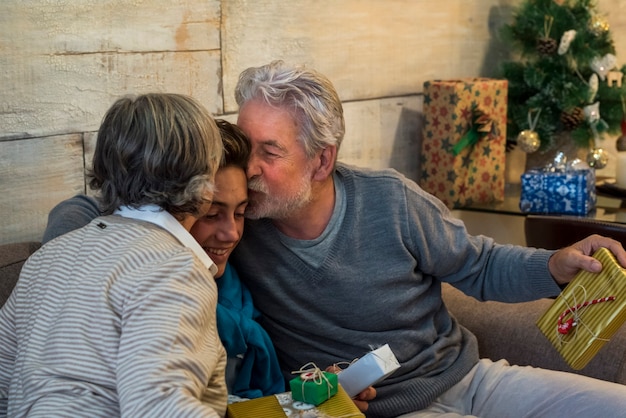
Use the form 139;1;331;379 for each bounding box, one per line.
519;168;596;216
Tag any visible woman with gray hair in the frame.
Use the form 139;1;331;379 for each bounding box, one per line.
0;93;228;417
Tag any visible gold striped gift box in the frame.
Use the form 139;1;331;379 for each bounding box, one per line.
227;385;364;418
536;247;626;369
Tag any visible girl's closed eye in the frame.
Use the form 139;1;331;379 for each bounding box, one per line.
203;212;220;221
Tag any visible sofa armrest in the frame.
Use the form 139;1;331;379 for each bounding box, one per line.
0;241;41;307
442;283;626;384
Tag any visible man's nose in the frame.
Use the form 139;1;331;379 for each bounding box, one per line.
246;154;261;180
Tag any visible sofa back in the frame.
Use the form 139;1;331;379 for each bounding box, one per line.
0;241;41;307
443;283;626;385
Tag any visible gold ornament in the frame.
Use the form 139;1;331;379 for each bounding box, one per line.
517;130;540;153
517;108;542;153
589;15;610;36
586;148;608;169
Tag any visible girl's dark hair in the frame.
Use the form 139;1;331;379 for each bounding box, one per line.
215;119;251;169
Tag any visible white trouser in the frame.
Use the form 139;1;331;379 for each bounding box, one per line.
398;358;626;418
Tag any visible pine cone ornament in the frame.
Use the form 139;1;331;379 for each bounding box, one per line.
560;107;585;130
537;37;558;55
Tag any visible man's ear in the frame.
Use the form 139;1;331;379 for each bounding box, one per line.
313;145;337;180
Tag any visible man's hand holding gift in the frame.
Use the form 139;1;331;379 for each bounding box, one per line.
325;365;376;413
548;235;626;285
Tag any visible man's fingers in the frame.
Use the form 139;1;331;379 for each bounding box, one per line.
357;386;376;401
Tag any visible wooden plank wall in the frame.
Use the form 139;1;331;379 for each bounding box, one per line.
1;0;625;245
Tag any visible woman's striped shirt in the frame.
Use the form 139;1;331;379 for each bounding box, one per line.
0;215;227;417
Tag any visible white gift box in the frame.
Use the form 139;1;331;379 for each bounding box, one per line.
337;344;401;398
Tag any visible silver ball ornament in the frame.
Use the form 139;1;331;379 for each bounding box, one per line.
586;148;608;169
516;130;540;153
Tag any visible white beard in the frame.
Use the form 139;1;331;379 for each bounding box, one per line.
246;171;313;220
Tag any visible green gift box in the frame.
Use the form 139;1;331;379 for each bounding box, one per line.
289;371;338;406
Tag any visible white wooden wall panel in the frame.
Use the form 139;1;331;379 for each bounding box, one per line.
339;96;422;181
221;0;501;112
0;135;85;244
1;52;222;139
0;0;221;139
602;2;626;62
1;1;220;54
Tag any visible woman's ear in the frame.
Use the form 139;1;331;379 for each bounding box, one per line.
313;145;337;181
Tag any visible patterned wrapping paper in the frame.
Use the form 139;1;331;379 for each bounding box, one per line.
419;78;508;208
519;168;596;215
536;247;626;370
226;385;364;418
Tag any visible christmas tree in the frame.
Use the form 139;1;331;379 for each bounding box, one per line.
502;0;626;160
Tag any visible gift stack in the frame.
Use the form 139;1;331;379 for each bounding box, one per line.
536;247;626;369
519;153;596;216
227;345;401;418
227;363;364;418
420;78;508;208
226;385;363;418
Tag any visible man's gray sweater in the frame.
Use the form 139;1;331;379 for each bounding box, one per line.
231;163;558;418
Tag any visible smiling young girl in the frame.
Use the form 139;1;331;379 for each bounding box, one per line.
190;120;285;402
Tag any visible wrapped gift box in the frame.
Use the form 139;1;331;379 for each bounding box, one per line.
338;343;400;398
289;370;338;405
226;385;364;418
536;247;626;369
419;78;508;208
519;167;596;215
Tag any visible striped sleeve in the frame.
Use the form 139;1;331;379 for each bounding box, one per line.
115;250;227;417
